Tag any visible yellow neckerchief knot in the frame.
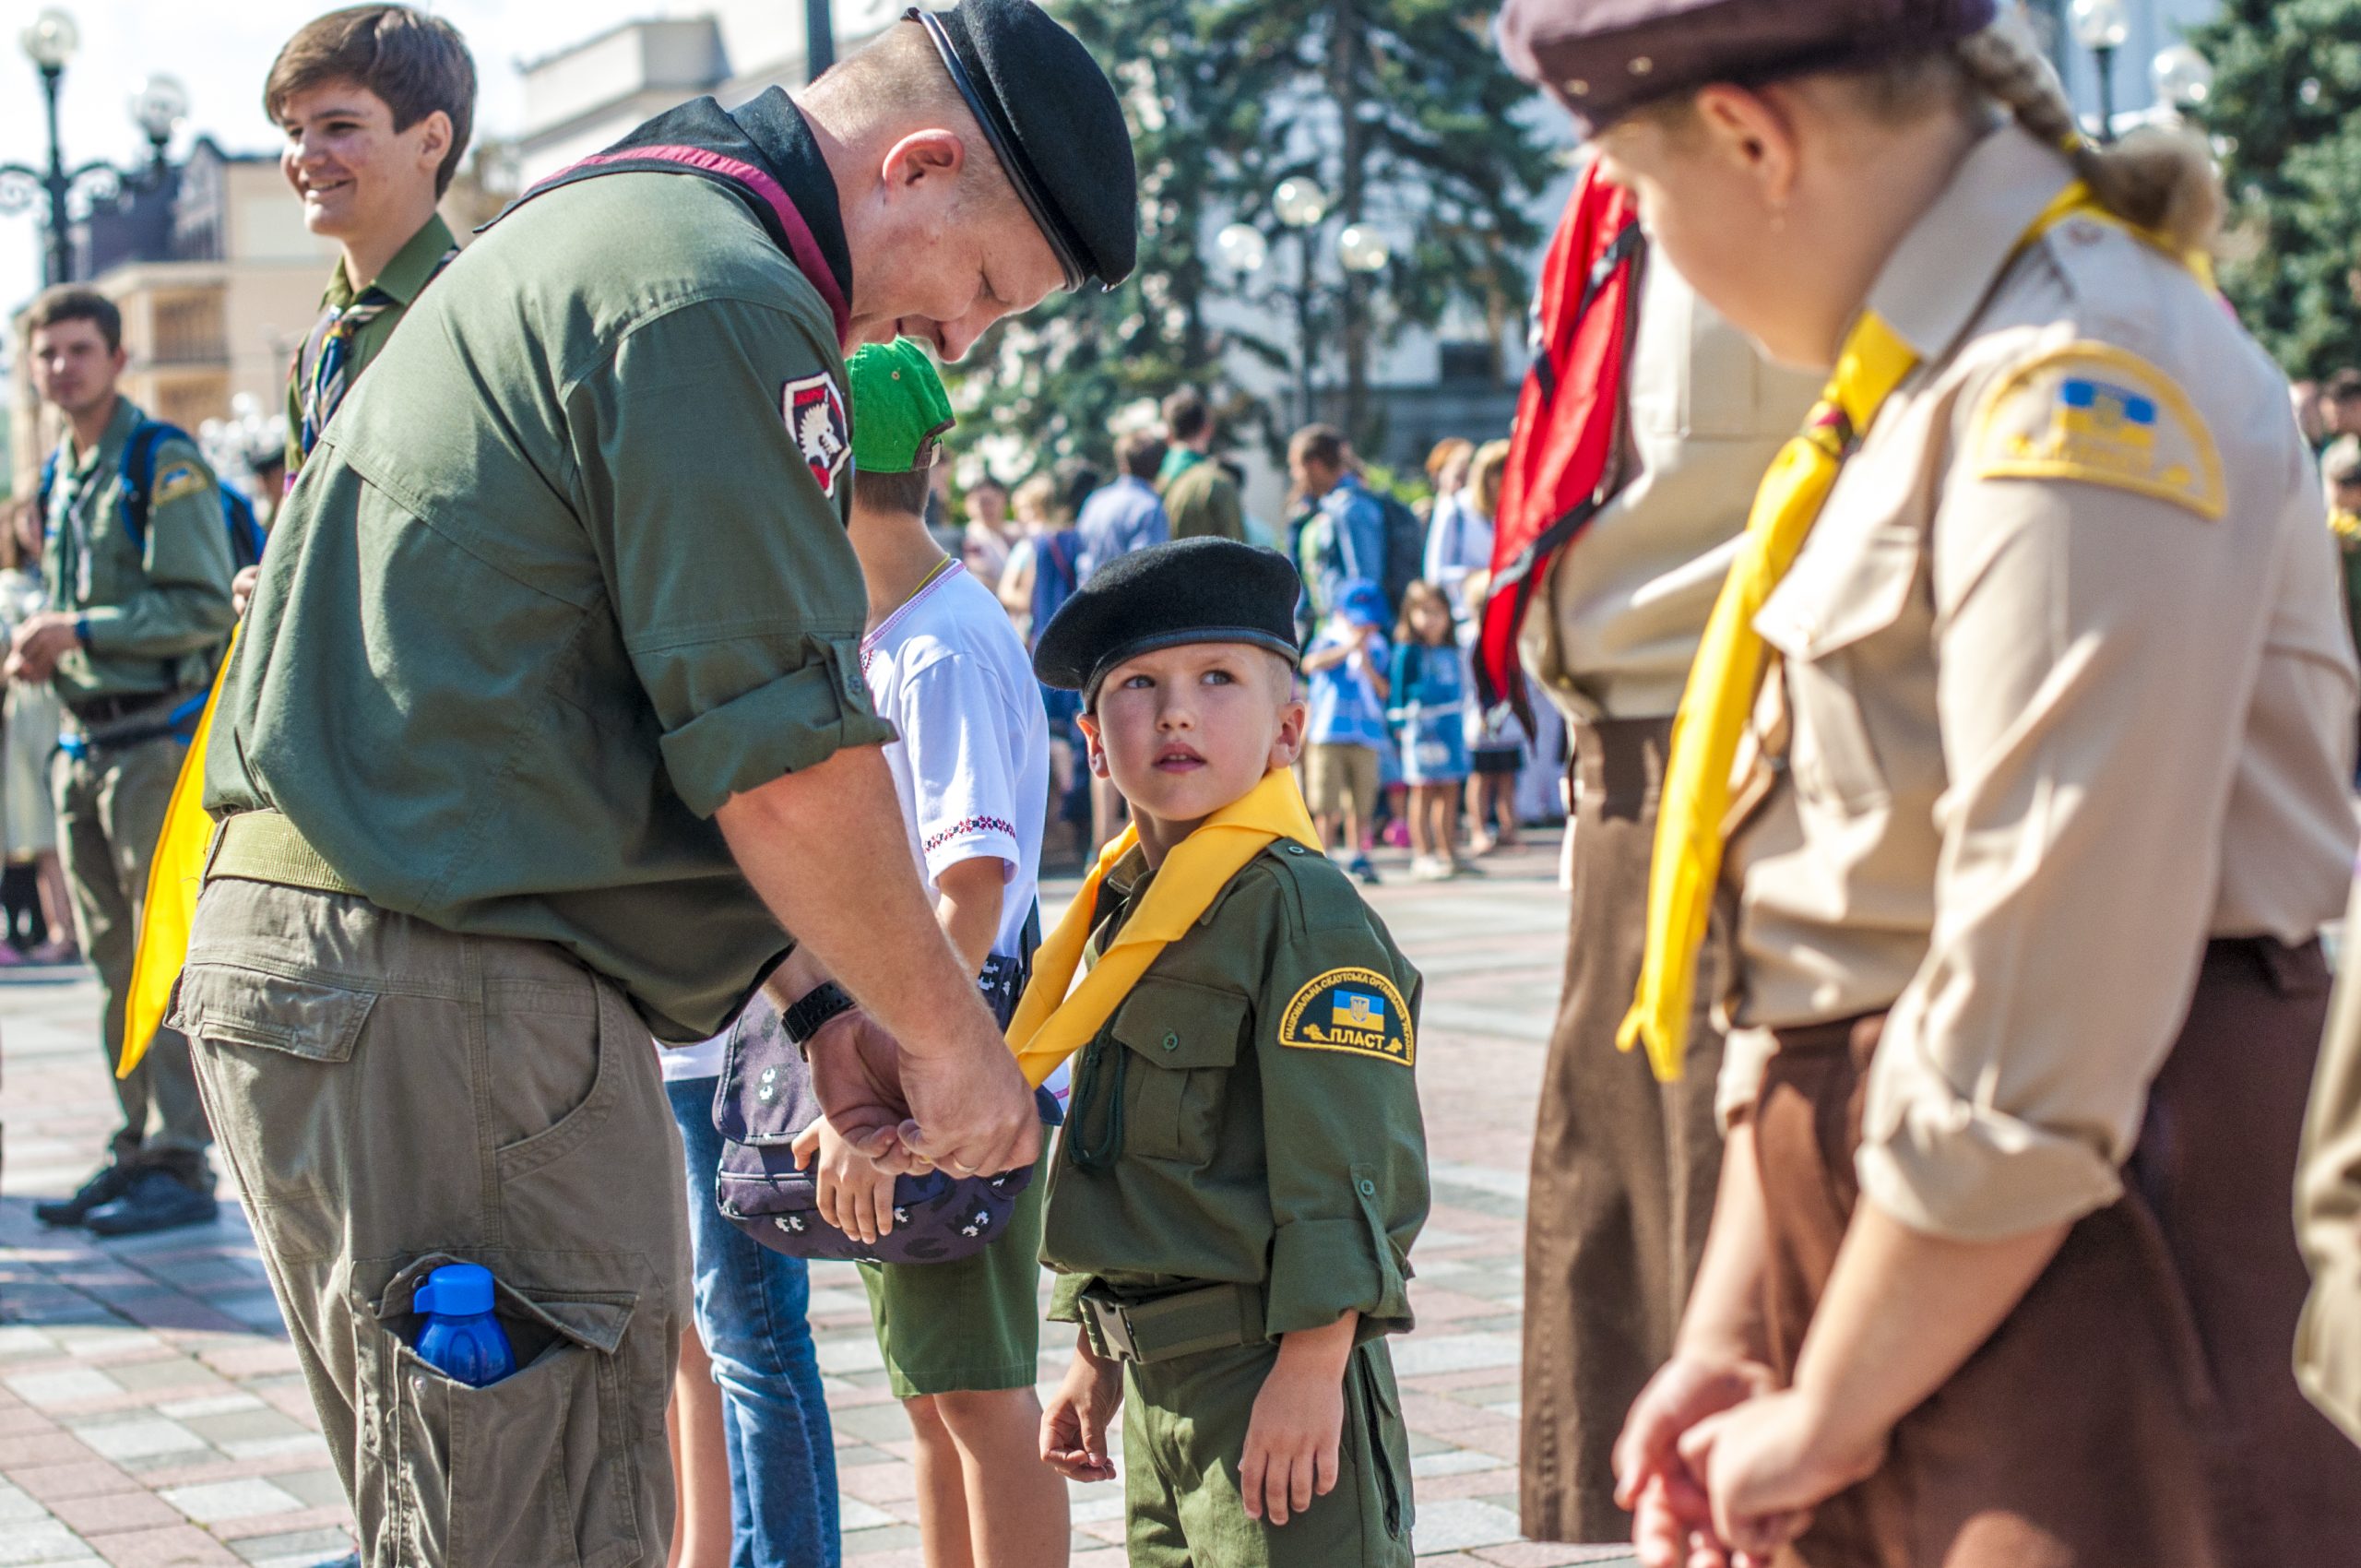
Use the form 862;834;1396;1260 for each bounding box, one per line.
2331;509;2361;546
1618;180;2201;1082
1008;766;1321;1088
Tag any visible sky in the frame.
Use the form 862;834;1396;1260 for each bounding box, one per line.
0;0;655;323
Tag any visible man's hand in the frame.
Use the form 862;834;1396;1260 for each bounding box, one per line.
895;1039;1039;1179
804;1007;919;1169
1041;1337;1124;1483
790;1115;899;1244
1240;1312;1357;1527
231;564;260;619
6;612;78;683
1679;1389;1879;1565
1613;1352;1776;1568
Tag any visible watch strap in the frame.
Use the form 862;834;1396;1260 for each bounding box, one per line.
780;980;856;1047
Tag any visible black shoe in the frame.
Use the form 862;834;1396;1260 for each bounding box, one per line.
33;1163;136;1228
83;1170;219;1236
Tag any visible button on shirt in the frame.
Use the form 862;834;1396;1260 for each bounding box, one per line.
1074;475;1169;585
1720;125;2361;1241
208;161;895;1042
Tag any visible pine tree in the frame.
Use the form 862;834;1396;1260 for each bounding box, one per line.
2189;0;2361;375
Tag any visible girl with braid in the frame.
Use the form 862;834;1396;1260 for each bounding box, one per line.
1496;3;2361;1565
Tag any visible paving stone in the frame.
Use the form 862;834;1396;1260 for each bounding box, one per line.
155;1481;304;1527
1416;1499;1526;1552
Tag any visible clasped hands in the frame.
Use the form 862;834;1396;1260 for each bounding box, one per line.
797;1003;1038;1186
1615;1353;1886;1568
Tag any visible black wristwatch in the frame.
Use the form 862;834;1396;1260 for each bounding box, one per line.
780;981;856;1049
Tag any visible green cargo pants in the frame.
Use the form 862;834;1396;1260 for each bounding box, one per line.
1123;1336;1416;1567
52;731;209;1172
174;875;689;1568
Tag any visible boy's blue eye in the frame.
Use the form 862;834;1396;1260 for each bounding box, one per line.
1203;670;1234;685
1121;673;1154;690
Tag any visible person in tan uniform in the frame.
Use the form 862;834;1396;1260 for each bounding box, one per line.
2297;881;2361;1449
1511;244;1817;1540
1492;2;2361;1564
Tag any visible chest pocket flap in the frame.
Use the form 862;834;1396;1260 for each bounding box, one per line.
1105;977;1249;1164
1753;505;1921;665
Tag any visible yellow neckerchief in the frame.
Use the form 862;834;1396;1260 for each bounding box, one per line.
1008;766;1320;1087
2331;509;2361;546
1618;180;2203;1083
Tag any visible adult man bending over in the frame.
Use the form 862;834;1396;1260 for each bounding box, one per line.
178;3;1136;1562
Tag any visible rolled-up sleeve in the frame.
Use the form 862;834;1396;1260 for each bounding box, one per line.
1256;899;1430;1337
570;294;894;817
1857;405;2295;1241
2297;876;2361;1445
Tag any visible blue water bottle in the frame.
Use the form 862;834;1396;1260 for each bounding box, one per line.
412;1264;516;1387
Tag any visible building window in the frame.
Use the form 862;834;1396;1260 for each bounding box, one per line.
1437;340;1498;386
150;294;226;368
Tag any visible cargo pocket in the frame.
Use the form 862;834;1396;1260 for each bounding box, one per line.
1106;978;1248;1164
1353;1342;1413;1543
370;1253;642;1568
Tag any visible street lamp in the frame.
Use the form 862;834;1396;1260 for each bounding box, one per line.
0;8;187;286
1217;187;1395;434
1273;179;1329;428
2071;0;2129;145
2151;43;2213;120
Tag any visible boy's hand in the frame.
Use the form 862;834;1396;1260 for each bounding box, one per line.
1041;1337;1124;1483
1241;1313;1358;1526
790;1116;900;1244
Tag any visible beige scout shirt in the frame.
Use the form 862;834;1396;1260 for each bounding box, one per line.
2296;876;2361;1446
1519;254;1819;721
1719;125;2359;1241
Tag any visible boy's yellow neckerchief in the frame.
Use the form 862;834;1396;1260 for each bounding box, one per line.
1008;766;1321;1087
1618;179;2204;1083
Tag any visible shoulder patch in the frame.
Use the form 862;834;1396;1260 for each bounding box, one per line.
1969;341;2224;520
1276;967;1414;1067
151;463;208;505
784;372;850;498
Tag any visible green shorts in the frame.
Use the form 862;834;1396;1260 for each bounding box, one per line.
859;1166;1047;1397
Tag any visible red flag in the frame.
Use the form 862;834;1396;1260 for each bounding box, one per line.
1477;164;1643;712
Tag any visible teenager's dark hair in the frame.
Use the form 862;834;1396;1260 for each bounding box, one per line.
1162;386;1211;444
266;5;477;196
26;286;122;353
1116;430;1165;482
853;463;934;518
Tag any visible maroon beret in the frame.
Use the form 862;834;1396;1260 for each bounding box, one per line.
1498;0;1999;132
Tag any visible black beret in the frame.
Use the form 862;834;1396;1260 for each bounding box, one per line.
908;0;1139;291
1497;0;1998;133
1034;538;1302;700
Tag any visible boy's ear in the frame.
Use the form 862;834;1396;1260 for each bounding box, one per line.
409;108;453;179
1076;710;1112;780
1268;698;1308;771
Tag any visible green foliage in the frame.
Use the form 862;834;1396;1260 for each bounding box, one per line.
2189;0;2361;375
950;0;1554;475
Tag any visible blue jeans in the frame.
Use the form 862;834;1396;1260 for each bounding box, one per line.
667;1076;841;1568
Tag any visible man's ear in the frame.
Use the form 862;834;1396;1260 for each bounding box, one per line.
1076;710;1111;779
1690;82;1802;211
880;128;967;196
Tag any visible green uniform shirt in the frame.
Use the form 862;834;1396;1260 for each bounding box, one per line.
283;212;459;473
208;167;894;1041
1162;449;1245;543
1042;841;1430;1340
41;397;235;708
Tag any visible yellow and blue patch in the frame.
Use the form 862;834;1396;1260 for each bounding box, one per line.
1279;967;1414;1066
1970;341;2223;521
151;463;209;506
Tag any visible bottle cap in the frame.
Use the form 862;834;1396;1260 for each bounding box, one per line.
415;1263;495;1317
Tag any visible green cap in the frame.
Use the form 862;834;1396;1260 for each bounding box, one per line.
848;339;955;476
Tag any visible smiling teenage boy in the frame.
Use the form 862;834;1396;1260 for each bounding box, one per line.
1019;538;1430;1566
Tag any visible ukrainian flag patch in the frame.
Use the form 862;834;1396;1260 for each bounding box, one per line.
1279;968;1413;1066
152;463;208;505
1970;340;2224;520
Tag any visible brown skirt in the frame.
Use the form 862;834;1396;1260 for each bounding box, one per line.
1520;716;1728;1542
1757;938;2361;1568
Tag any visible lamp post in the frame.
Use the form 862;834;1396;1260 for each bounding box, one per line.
0;8;186;286
1272;177;1328;429
2151;42;2213;123
2070;0;2129;145
1217;188;1394;437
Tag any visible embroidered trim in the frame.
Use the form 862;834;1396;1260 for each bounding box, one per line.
924;815;1017;853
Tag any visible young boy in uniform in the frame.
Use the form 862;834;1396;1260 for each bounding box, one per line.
794;339;1069;1567
1019;537;1429;1565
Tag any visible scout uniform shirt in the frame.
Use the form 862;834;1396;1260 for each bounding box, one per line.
1041;839;1429;1342
283;211;458;474
42;398;236;710
1518;257;1818;722
1717;123;2361;1241
207;90;894;1041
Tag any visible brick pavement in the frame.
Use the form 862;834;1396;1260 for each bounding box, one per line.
0;834;1639;1567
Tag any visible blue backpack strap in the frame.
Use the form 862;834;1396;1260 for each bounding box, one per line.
35;452;58;538
117;419;183;555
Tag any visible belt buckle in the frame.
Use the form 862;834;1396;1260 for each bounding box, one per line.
1085;1296;1139;1362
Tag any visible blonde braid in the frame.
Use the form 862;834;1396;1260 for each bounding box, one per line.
1952;15;2223;256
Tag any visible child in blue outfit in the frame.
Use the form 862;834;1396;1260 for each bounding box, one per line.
1300;578;1392;885
1388;581;1473;880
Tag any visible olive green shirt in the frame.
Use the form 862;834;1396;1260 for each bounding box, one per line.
208;170;894;1040
1162;449;1245;543
282;212;459;473
1042;841;1430;1340
41;397;235;708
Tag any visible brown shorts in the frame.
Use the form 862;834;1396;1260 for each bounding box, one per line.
1755;939;2361;1568
1303;742;1380;819
177;876;690;1568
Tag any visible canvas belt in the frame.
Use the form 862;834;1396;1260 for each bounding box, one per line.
1077;1280;1264;1365
204;810;363;897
